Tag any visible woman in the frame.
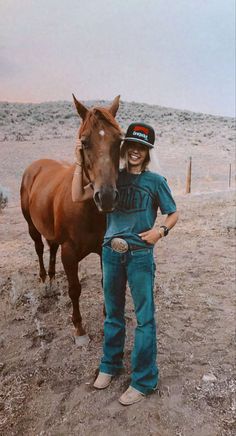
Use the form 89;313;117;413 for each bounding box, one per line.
72;122;178;405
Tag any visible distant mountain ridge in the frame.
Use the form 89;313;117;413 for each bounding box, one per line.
0;100;234;144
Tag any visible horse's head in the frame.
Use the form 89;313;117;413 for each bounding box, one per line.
73;94;122;212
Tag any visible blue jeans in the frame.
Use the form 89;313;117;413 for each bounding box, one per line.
100;245;158;394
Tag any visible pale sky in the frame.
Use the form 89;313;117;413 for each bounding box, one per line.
0;0;235;116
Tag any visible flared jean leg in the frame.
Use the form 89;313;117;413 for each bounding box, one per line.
127;250;158;394
100;247;127;375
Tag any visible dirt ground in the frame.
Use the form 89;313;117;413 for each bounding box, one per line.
0;103;235;435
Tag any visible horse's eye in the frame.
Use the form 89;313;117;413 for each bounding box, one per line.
81;139;90;150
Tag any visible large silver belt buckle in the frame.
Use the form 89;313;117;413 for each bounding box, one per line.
111;238;129;253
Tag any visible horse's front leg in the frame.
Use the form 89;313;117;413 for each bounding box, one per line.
61;242;89;346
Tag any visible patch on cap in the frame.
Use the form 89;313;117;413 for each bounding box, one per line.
124;122;155;148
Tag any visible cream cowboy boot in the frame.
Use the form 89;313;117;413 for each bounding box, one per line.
118;386;145;405
93;372;113;389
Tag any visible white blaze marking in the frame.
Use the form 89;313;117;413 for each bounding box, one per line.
99;130;105;137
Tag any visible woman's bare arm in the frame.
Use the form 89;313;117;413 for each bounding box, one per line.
71;138;94;202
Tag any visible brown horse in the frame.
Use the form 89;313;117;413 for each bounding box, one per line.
20;95;122;345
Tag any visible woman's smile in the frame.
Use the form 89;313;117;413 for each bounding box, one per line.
129;152;141;161
127;145;148;168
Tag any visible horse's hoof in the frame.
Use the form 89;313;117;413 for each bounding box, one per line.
74;334;90;347
39;272;47;283
48;273;55;284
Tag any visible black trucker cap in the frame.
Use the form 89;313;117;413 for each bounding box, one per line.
123;122;155;148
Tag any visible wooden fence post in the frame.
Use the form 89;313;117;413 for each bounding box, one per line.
228;163;232;188
186;156;192;194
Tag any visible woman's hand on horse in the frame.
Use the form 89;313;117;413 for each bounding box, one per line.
75;137;83;165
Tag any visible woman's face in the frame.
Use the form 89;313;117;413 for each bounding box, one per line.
126;142;149;168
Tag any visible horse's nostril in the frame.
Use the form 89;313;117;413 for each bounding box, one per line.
94;191;101;205
93;187;118;212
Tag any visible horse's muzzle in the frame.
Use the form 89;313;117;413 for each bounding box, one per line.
93;186;119;212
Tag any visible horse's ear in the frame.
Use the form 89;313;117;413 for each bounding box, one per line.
72;94;88;120
108;95;120;117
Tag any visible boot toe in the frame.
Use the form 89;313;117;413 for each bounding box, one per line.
119;386;145;405
93;372;113;389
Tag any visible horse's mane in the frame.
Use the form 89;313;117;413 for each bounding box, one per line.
81;107;121;133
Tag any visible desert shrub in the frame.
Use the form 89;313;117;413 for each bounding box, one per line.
0;186;8;211
64;113;76;119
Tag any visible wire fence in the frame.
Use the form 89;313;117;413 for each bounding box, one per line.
166;158;235;196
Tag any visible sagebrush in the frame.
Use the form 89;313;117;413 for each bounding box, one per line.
0;187;8;210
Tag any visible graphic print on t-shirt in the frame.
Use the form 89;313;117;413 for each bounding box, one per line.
116;183;154;214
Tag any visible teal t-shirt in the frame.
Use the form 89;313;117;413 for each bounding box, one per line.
104;169;177;247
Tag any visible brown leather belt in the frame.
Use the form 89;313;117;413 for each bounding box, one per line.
109;237;147;253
